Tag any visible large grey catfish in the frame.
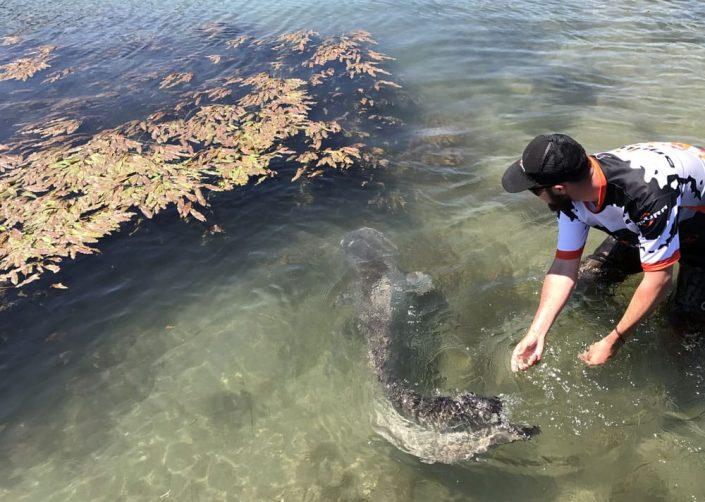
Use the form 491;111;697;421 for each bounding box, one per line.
341;227;538;463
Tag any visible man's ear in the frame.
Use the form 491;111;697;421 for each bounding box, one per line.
552;184;567;194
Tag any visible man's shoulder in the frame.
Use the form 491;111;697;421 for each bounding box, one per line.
598;141;687;153
595;144;682;240
595;145;680;206
596;141;700;166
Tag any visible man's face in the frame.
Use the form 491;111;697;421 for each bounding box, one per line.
530;186;574;213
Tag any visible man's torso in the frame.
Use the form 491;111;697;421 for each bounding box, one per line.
557;142;705;270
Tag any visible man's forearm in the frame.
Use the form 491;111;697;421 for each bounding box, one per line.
613;268;673;340
579;266;674;366
528;259;579;338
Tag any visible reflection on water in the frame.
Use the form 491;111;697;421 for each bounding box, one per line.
3;0;705;500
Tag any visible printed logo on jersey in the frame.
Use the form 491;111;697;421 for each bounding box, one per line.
636;204;668;229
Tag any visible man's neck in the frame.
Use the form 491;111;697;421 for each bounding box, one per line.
587;157;604;205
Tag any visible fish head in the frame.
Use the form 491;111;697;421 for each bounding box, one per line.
341;227;398;276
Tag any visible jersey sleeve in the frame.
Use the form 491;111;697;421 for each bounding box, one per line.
556;211;589;260
633;194;681;271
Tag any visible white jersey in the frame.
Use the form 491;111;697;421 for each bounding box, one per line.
556;142;705;271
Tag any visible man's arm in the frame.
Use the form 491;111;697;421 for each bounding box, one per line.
579;266;673;365
511;256;581;372
580;189;679;366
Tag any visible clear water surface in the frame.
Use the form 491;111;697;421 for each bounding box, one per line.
2;0;705;500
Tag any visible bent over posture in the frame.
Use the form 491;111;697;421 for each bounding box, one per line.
502;134;705;370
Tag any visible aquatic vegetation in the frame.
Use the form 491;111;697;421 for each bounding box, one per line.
0;45;55;81
159;71;194;89
306;30;391;79
0;30;402;287
20;118;82;138
273;30;316;53
42;67;74;84
2;36;21;46
368;190;407;212
200;22;226;39
225;36;251;49
374;80;402;91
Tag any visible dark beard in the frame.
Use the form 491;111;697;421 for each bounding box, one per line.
546;191;574;214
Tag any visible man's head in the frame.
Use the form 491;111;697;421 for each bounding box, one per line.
502;134;591;211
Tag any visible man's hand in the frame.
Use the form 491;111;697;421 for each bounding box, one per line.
579;332;621;366
578;267;672;366
511;331;545;372
510;256;579;373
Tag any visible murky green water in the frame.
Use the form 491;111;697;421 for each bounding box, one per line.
3;0;705;500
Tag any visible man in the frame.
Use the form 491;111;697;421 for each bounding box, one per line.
502;134;705;371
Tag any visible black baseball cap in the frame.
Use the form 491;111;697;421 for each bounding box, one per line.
502;133;590;193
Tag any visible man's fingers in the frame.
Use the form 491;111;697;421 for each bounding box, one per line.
511;337;543;373
511;354;525;373
512;358;519;372
578;350;591;364
511;342;527;372
511;354;526;372
512;352;539;372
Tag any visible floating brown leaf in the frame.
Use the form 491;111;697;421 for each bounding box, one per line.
200;22;225;39
20;117;82;138
42;67;74;84
273;30;316;53
159;72;193;89
204;87;232;101
0;45;55;81
225;36;251;49
2;35;21;46
373;80;402;91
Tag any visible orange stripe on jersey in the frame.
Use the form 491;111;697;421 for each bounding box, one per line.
587;156;607;213
642;250;680;272
555;247;584;260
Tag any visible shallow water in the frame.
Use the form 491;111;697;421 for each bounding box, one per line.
3;0;705;500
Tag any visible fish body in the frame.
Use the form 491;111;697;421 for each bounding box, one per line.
341;227;538;463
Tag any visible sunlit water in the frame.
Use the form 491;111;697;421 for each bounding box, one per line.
3;0;705;500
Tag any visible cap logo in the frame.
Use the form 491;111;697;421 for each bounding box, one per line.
540;141;553;168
